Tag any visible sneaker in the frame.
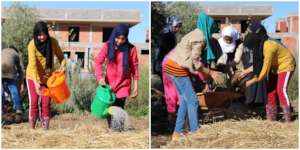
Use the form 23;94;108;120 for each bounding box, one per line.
15;113;22;123
282;107;291;123
171;132;186;141
16;110;23;114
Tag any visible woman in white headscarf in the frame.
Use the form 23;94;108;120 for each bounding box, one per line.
217;25;242;66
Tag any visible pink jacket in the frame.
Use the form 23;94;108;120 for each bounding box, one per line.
94;42;139;98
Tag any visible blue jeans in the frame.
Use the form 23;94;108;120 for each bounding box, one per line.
2;79;22;111
169;75;199;133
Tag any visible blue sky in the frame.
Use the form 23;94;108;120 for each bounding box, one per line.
2;1;298;40
2;1;150;43
199;1;298;32
263;2;298;32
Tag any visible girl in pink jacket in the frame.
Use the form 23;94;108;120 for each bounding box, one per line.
94;24;139;109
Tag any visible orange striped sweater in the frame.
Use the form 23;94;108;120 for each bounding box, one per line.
163;58;190;77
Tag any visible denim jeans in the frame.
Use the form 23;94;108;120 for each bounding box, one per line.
2;78;22;111
169;74;199;133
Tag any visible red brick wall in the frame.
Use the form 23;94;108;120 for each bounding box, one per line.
52;23;105;44
57;24;69;42
276;20;288;32
92;26;103;44
276;16;298;33
79;25;90;43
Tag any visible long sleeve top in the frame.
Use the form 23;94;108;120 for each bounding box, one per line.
94;42;139;98
26;37;65;84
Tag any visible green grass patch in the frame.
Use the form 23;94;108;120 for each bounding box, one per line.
126;64;149;117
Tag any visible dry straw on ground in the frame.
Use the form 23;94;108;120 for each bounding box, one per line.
164;119;298;148
2;113;149;149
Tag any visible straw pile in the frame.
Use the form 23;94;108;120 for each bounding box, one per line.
163;118;298;148
2;113;149;148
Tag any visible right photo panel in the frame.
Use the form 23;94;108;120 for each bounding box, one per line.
151;1;298;148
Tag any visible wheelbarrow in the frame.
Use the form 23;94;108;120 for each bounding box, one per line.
197;90;243;123
197;91;242;110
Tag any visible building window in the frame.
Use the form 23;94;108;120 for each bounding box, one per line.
75;52;85;68
103;27;113;42
69;27;80;42
141;49;149;55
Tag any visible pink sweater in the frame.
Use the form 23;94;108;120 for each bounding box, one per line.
94;42;139;98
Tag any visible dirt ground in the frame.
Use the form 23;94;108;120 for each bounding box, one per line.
151;100;298;148
163;118;298;148
151;73;299;149
2;113;149;149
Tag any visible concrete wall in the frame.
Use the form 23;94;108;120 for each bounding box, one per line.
48;22;149;72
288;16;299;33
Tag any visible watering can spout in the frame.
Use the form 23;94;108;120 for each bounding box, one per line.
107;107;113;115
101;107;111;118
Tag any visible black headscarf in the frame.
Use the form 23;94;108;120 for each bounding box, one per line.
243;21;268;76
108;24;133;73
33;21;53;69
158;16;182;57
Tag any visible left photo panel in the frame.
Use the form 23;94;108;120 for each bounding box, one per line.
1;1;150;149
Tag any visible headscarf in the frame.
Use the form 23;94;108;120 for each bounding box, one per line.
243;21;268;76
33;21;53;69
108;24;133;73
218;25;240;63
196;11;219;65
166;15;182;30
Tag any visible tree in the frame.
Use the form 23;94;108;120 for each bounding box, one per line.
151;2;168;67
151;2;201;46
165;2;199;41
2;2;40;66
151;2;168;47
151;2;201;67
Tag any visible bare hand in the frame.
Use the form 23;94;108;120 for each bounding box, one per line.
98;78;106;85
130;80;138;98
34;82;41;95
209;71;224;85
130;88;138;98
20;84;24;93
240;66;253;79
59;65;65;72
202;84;210;93
239;70;249;80
245;79;256;88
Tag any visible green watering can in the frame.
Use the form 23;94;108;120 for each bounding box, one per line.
91;84;116;119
